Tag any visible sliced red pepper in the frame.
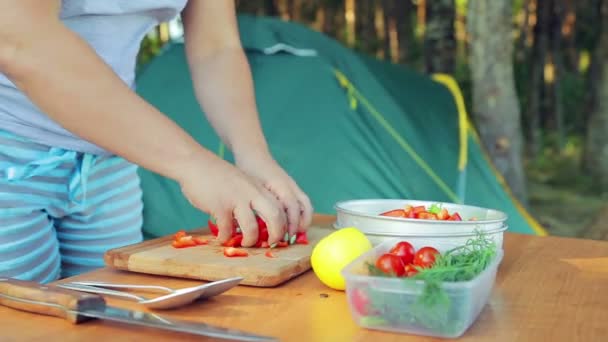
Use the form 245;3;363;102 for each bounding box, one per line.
255;215;267;229
255;227;269;247
265;250;275;258
208;220;219;236
295;232;308;245
259;241;270;248
222;235;243;247
193;237;209;245
172;235;197;248
173;230;187;240
276;241;289;248
380;209;407;217
252;215;270;247
223;247;248;257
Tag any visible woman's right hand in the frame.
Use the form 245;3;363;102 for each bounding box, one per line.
176;151;288;247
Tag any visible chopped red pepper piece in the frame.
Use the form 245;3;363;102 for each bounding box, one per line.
172;235;197;248
295;232;308;245
193;237;208;245
222;235;243;248
265;250;275;258
173;230;187;240
276;241;289;248
208;220;219;236
223;247;248;257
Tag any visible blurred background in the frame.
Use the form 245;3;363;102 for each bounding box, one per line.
137;0;607;240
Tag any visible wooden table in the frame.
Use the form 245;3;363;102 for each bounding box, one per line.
2;215;608;342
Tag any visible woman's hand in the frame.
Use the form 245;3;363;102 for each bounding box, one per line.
235;153;314;238
177;151;288;247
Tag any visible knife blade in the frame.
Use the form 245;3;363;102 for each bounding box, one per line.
0;277;277;342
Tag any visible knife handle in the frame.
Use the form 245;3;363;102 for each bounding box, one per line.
0;277;106;324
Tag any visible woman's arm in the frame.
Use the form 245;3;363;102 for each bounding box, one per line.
0;0;214;181
181;1;314;235
0;0;289;246
181;0;269;161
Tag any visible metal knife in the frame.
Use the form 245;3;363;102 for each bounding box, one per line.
0;277;277;342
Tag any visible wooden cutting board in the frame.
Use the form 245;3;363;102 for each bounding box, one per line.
104;226;332;287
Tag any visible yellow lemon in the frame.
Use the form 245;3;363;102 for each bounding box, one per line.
311;227;372;291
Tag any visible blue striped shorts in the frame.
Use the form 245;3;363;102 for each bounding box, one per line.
0;130;144;283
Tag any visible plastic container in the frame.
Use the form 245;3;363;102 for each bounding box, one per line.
334;199;508;247
341;238;504;339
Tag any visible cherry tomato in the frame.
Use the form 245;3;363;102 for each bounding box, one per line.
436;208;450;220
389;241;415;265
375;253;405;277
414;246;440;268
350;288;371;315
448;212;462;221
418;212;438;220
404;264;419;277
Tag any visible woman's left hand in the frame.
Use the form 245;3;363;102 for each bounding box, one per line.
235;153;313;238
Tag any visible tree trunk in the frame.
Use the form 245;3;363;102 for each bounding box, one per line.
514;0;532;63
468;0;529;204
394;0;414;65
548;0;565;149
289;0;303;21
356;0;380;53
584;0;608;192
424;0;456;74
525;0;549;159
264;0;279;16
382;0;398;62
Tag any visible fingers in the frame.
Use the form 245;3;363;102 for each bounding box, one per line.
215;208;235;243
263;183;298;237
251;193;286;244
295;190;313;232
233;203;259;247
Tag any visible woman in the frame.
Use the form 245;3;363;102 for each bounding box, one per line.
0;0;313;282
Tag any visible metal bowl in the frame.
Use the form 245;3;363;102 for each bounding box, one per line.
333;199;509;247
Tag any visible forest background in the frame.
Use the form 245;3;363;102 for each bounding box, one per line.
138;0;608;240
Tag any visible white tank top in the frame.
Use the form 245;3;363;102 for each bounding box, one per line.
0;0;188;155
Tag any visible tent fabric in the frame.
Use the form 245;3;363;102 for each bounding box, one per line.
134;14;547;239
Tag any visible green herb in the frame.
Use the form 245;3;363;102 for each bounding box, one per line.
361;231;498;335
427;203;442;214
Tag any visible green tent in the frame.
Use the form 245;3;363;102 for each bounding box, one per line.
135;15;547;239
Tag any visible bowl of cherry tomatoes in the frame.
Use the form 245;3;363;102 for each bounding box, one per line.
334;199;508;248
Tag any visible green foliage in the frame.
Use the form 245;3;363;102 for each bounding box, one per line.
526;135;597;194
136;34;166;72
559;69;589;135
